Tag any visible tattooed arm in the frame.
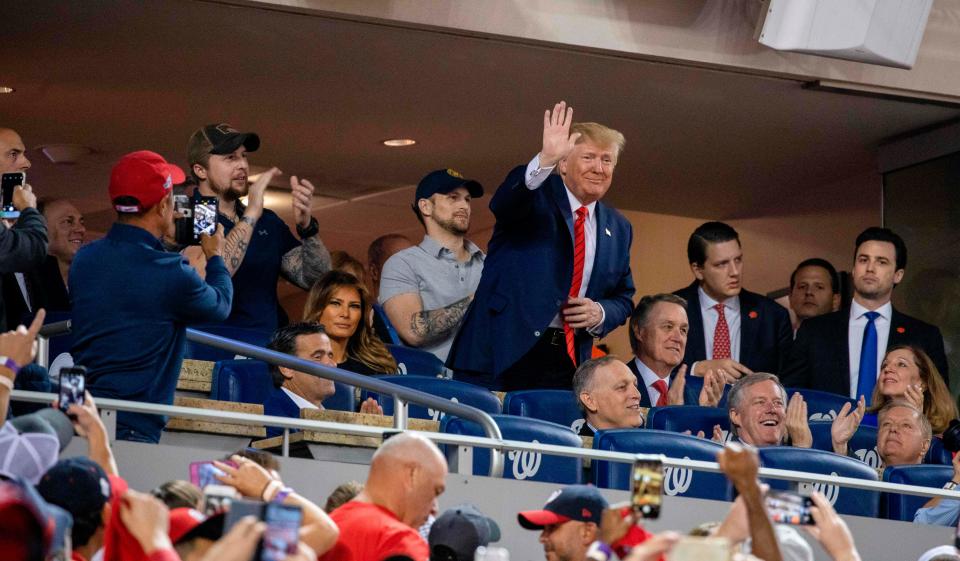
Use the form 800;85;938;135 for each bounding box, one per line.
280;235;331;290
221;219;255;275
383;293;473;347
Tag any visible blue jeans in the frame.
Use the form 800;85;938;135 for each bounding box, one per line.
115;426;160;444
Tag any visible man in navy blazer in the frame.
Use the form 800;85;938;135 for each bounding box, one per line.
447;102;635;390
780;227;949;397
673;222;792;380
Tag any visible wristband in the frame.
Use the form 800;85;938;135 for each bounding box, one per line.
945;481;958;490
261;480;283;502
0;356;19;377
296;217;319;239
586;541;613;561
272;486;294;503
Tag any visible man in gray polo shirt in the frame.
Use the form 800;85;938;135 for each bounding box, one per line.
379;169;485;362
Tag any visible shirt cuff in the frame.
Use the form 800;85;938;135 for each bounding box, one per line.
586;302;606;336
524;154;555;190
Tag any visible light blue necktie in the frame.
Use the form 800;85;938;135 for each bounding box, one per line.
856;311;880;405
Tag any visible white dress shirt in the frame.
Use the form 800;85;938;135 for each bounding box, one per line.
698;286;741;362
281;387;320;410
634;357;671;405
848;300;892;399
524;155;603;332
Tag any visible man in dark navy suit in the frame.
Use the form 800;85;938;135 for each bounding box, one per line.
447;102;635;390
781;227;949;401
673;222;792;381
625;293;725;408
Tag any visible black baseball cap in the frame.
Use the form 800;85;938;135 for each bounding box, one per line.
518;485;608;529
414;169;483;205
36;457;111;518
188;123;260;165
429;504;501;561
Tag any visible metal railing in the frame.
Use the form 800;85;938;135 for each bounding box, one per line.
32;326;505;477
10;388;960;502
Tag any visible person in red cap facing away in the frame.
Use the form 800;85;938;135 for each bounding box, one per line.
69;150;233;443
518;484;608;561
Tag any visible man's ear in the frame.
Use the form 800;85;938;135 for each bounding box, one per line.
557;156;569;176
831;293;841;312
691;262;705;282
278;366;295;382
193;163;207;181
581;522;598;545
893;269;905;285
729;410;741;432
580;392;598;415
417;198;433;219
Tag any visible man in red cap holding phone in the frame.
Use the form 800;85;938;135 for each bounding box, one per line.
70;150;233;443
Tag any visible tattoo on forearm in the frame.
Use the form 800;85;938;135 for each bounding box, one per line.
410;296;471;345
281;236;331;290
222;222;254;275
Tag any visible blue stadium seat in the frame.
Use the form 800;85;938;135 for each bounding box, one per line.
646;406;729;438
682;376;730;408
372;304;401;345
386;344;445;377
211;359;355;412
927;437;953;465
758;447;879;517
441;414;582;483
185;325;272;362
362;375;501;421
591;429;733;501
785;388;856;422
809;422;881;468
883;464;953;522
503;390;585;433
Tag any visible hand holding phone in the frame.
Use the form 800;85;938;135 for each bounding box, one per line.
261;503;302;561
58;366;87;415
765;490;814;525
631;454;665;519
1;172;25;218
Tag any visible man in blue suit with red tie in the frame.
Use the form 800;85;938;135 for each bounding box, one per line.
447;102;635;390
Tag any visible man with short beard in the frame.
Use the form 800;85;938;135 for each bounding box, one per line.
187;123;331;333
379;169;485;362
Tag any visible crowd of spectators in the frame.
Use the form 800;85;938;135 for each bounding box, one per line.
2;99;960;559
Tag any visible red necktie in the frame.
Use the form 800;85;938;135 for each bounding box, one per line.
712;303;731;360
564;206;588;365
652;379;669;407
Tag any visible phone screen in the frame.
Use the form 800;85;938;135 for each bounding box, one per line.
1;172;24;219
223;498;266;533
261;503;302;561
58;367;86;414
631;454;664;519
202;485;239;516
189;460;234;489
765;490;814;525
192;197;218;241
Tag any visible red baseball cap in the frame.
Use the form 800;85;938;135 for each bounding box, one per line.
109;150;185;213
168;508;224;544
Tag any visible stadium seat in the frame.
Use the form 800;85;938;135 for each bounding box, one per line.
185;325;272;361
883;464;953;522
926;437;953;465
758;447;879;517
809;422;881;468
503;390;585;433
211;359;355;412
441;414;582;484
386;344;445;377
682;375;730;408
646;406;729;439
362;375;501;421
372;304;402;345
591;429;733;501
785;388;857;422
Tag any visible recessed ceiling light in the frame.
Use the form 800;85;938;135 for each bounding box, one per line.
0;86;14;94
382;138;416;147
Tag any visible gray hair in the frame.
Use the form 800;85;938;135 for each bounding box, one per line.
628;293;687;356
726;372;786;440
878;398;932;442
572;356;623;415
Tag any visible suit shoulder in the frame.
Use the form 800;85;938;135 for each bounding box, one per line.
892;309;942;334
672;282;699;300
741;289;789;317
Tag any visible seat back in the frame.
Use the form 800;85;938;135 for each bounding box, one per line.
372;304;402;345
785;388;857;422
211;359;355;412
809;422;881;467
758;447;879;517
441;415;582;483
926;437;953;465
503;390;585;433
591;429;733;500
682;376;730;408
185;325;272;362
362;375;501;421
883;465;953;521
386;344;445;377
646;406;730;440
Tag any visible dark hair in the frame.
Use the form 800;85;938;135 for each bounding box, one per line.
266;322;328;388
687;222;740;267
628;294;687;356
572;356;623;414
71;508;103;548
411;201;426;228
789;258;839;293
854;227;907;271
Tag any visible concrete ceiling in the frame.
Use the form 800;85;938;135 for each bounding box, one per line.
2;0;959;259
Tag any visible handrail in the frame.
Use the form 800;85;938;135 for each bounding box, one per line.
184;329;503;477
36;319;72;369
11;389;960;502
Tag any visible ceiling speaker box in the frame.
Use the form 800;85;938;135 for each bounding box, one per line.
758;0;933;69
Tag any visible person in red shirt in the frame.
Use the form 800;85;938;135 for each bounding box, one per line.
321;432;448;561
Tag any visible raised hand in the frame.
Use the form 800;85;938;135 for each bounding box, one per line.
666;364;687;406
806;492;861;561
599;504;635;546
698;368;725;407
785;392;812;448
831;396;865;456
359;397;383;415
13;183;36;210
245;167;281;221
904;383;925;411
215;454;278;499
717;442;760;491
0;309;45;368
539;101;581;168
290;175;315;229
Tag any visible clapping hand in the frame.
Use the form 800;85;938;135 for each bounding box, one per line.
290;175;315;229
698;368;725;407
666;364;688;406
785;392;812;448
539;101;581;168
904;383;925;410
831;396;866;456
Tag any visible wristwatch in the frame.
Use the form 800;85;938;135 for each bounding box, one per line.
944;481;958;490
296;217;320;239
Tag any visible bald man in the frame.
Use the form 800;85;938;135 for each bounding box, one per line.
320;432;447;561
0;127;47;330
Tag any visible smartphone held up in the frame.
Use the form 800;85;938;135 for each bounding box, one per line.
1;172;25;219
631;454;665;520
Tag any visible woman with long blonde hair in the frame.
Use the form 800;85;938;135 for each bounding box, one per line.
869;344;957;435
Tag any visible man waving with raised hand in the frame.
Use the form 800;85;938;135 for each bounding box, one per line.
447;101;635;391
